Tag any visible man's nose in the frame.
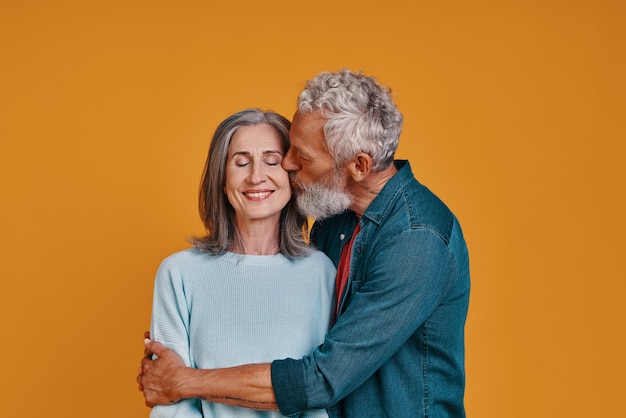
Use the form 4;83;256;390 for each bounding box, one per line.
282;149;300;172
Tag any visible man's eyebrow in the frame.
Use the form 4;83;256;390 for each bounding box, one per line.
292;146;310;158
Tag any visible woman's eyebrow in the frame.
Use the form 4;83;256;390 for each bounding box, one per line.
231;149;283;157
264;149;284;156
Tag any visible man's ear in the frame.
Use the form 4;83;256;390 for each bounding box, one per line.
346;152;373;182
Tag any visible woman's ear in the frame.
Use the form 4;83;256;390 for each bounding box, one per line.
346;152;373;182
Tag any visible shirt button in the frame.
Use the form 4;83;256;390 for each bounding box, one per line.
339;234;346;240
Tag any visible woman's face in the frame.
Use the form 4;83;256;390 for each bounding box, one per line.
224;123;291;226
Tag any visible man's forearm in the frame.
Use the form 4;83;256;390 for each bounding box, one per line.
178;363;278;411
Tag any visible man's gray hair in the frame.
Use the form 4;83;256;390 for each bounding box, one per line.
298;69;404;171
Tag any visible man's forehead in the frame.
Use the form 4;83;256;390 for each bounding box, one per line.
292;110;325;127
291;111;325;141
289;112;333;160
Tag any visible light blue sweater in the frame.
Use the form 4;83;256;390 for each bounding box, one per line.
150;248;336;418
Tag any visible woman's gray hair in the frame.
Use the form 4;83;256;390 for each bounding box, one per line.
298;69;403;171
190;108;312;258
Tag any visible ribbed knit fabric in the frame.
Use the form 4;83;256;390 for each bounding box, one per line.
150;248;336;418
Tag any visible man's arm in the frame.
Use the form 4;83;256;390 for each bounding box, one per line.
138;339;278;411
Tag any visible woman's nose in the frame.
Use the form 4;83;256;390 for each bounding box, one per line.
247;163;266;184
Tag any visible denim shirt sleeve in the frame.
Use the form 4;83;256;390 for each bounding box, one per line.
272;223;462;415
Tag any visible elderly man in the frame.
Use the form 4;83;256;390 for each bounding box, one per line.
138;69;470;417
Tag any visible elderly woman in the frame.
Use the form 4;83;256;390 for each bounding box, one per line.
148;109;335;418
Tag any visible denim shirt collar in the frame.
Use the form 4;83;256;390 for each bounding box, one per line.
360;160;413;225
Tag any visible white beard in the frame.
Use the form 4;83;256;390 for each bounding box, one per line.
294;171;352;220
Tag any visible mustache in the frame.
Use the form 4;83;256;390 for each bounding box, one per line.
289;173;304;189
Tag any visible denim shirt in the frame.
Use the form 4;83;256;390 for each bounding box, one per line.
271;161;470;418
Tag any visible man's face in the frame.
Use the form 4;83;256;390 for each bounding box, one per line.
282;110;352;220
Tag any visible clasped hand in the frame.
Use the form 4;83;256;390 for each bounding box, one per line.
137;332;186;407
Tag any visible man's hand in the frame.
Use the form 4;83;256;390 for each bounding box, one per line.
137;332;278;411
137;336;187;407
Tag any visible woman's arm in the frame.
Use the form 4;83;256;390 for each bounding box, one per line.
146;261;204;417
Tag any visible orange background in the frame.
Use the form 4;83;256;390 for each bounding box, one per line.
1;1;624;417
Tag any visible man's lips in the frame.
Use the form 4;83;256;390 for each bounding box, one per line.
289;178;303;190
